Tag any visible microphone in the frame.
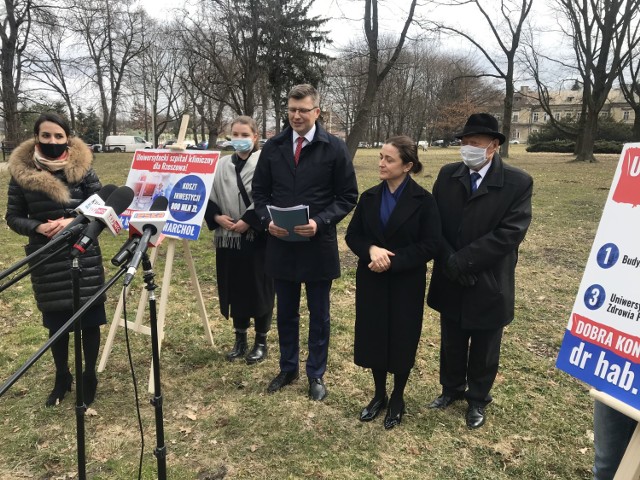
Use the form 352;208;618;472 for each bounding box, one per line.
70;186;135;258
110;237;141;267
123;196;169;286
51;184;117;240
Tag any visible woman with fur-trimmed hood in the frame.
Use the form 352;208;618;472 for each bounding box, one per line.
6;112;107;407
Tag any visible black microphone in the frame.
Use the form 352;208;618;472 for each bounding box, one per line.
70;186;135;258
123;196;169;286
111;237;141;267
51;184;118;240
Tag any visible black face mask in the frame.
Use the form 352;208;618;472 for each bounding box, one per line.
38;142;68;159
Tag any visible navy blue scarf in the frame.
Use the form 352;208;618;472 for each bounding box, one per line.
380;175;409;229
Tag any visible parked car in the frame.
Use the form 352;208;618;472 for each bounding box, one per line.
216;140;234;151
104;135;152;152
431;139;446;147
90;144;102;153
449;138;462;146
509;139;520;144
418;141;428;151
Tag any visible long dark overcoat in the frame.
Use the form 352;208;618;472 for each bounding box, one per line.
251;124;358;282
426;154;533;330
345;178;441;372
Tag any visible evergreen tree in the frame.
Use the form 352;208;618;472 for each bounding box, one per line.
259;0;330;133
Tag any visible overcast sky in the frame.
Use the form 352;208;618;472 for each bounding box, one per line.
139;0;571;89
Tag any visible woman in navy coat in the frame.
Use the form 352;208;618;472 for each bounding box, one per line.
345;136;441;429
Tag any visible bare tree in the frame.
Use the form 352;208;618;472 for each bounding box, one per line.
556;0;640;161
619;38;640;141
428;0;533;158
72;0;146;136
25;8;86;130
1;0;32;142
345;0;418;159
323;44;369;139
131;20;185;146
177;8;234;146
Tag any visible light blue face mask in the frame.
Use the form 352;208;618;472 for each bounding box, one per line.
231;138;254;153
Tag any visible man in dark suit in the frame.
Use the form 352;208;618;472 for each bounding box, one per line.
252;84;358;401
426;113;533;428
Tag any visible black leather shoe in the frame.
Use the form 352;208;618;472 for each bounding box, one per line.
46;371;73;407
383;401;405;430
226;332;248;362
428;393;462;409
466;404;486;429
360;395;388;422
267;371;298;393
308;378;328;401
245;342;268;364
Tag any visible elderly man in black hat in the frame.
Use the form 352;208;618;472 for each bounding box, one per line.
426;113;533;428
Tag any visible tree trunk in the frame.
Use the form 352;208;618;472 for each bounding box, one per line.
632;108;640;141
500;81;514;158
1;13;21;142
575;110;597;162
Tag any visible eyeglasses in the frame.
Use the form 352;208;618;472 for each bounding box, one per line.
287;107;318;115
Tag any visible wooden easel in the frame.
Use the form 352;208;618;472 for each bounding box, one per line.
590;389;640;480
98;115;214;392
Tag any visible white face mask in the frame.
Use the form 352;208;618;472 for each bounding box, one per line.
460;145;489;169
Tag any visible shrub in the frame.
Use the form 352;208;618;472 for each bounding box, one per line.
593;140;624;153
526;141;575;152
525;140;623;154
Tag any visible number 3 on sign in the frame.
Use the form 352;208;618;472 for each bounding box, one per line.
584;284;606;310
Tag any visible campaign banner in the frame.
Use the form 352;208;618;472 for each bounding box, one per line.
556;143;640;410
120;149;219;241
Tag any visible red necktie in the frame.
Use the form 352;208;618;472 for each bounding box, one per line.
294;137;304;166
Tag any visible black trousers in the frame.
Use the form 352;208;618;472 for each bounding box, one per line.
232;312;272;334
439;315;504;407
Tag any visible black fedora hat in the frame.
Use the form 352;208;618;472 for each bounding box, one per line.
455;113;506;145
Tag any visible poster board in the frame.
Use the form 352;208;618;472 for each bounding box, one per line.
99;133;219;384
556;143;640;409
120;148;219;240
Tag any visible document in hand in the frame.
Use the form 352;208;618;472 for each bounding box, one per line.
267;205;310;242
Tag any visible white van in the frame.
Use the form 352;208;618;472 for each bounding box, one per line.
104;135;152;152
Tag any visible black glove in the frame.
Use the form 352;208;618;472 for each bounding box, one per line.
443;254;461;281
444;254;477;287
457;272;477;287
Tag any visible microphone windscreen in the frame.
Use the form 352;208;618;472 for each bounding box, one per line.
97;184;118;201
105;186;135;215
149;195;168;212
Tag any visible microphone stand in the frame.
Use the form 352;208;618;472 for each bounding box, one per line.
71;258;87;480
0;265;128;479
0;242;70;293
141;252;167;480
0;225;84;285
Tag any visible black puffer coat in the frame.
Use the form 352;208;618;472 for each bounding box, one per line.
6;138;106;312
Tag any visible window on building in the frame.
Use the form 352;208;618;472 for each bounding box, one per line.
533;112;539;122
565;111;572;119
532;128;539;134
624;110;630;121
512;113;519;122
554;112;561;120
543;113;548;121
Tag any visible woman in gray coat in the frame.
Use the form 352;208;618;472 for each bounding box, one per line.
346;136;440;429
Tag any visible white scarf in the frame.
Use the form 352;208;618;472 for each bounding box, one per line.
210;150;260;249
